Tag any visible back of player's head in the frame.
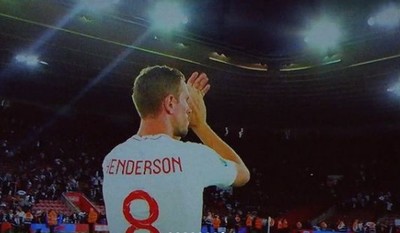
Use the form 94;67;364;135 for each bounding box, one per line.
132;65;185;118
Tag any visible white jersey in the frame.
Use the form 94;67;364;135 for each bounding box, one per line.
102;134;236;233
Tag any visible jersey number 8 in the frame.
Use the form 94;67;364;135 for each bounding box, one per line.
123;190;160;233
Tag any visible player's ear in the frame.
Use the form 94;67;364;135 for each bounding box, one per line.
163;94;175;114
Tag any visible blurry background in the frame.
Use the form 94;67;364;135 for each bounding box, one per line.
1;0;400;226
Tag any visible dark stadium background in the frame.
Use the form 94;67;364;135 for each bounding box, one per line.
1;0;400;229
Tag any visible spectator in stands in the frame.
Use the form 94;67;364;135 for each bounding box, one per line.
47;209;58;233
319;221;333;231
87;207;98;233
24;210;33;233
364;221;376;233
269;217;275;233
254;214;264;233
282;218;289;233
293;221;303;233
34;210;46;224
204;211;214;233
57;211;64;225
13;208;24;232
336;220;347;232
213;214;221;233
234;213;241;233
245;211;254;233
276;218;283;233
353;219;364;233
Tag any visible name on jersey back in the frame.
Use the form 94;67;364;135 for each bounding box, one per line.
105;157;183;175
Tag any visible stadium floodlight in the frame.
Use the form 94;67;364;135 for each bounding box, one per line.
387;78;400;96
15;54;39;66
25;55;39;66
368;4;400;28
304;18;342;52
149;1;188;32
15;53;48;67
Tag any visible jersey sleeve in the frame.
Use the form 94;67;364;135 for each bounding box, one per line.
189;143;237;188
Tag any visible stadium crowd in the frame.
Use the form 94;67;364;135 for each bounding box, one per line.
1;101;400;233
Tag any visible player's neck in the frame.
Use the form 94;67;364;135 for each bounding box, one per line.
137;117;174;138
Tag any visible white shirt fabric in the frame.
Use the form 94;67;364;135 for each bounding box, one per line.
102;134;237;233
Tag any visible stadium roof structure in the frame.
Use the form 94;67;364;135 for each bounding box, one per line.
1;0;400;134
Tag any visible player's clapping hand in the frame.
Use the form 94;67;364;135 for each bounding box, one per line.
187;72;210;129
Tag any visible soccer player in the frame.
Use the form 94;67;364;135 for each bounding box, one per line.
102;65;250;233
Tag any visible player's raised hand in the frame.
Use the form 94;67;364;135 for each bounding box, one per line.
187;72;210;129
187;72;210;96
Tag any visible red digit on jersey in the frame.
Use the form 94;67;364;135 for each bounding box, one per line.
123;190;160;233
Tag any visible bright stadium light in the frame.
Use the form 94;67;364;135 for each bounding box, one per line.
304;18;342;52
15;53;48;67
25;55;39;66
15;54;39;66
149;1;188;32
368;4;400;28
387;78;400;96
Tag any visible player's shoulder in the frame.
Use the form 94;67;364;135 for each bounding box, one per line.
180;139;211;151
104;135;136;157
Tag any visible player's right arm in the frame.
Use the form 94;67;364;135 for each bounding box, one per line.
187;72;250;187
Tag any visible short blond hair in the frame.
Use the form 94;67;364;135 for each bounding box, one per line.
132;65;185;118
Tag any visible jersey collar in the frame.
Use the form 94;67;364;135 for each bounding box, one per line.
132;134;170;141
